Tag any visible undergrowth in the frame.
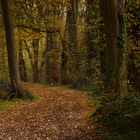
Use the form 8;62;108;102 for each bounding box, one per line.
90;88;140;140
69;82;140;140
0;80;36;100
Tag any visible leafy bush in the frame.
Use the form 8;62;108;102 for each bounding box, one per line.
10;90;35;100
107;132;140;140
0;80;11;92
0;80;35;100
93;93;140;128
92;90;140;139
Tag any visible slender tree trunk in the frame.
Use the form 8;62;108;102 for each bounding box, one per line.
61;10;71;84
46;33;62;84
24;39;39;82
61;41;70;84
38;43;47;81
19;41;27;82
32;38;39;83
1;0;22;93
24;40;34;69
102;0;127;94
46;33;53;84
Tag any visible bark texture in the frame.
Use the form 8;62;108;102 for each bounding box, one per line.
61;0;78;85
102;0;127;94
1;0;22;93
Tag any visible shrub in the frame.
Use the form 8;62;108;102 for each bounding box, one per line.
0;80;35;100
93;93;140;128
10;90;35;100
92;90;140;139
0;80;11;92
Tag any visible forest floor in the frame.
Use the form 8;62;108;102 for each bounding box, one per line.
0;83;98;140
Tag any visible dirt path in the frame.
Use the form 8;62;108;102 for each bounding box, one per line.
0;83;97;140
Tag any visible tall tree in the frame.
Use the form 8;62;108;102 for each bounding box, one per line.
61;2;73;84
102;0;127;94
61;0;78;84
71;0;79;73
1;0;23;93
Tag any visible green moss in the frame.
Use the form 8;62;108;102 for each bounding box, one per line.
0;100;11;111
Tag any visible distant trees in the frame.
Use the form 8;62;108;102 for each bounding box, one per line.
0;0;139;93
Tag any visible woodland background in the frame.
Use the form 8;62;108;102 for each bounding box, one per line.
0;0;139;91
0;0;140;139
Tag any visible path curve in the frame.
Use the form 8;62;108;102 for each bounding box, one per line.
0;83;96;140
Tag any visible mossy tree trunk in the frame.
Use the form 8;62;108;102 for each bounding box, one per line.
102;0;127;95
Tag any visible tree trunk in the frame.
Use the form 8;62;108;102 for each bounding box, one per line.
71;0;78;49
46;33;62;84
46;34;53;84
1;0;22;93
102;0;127;94
38;43;47;81
24;39;39;83
61;9;71;84
32;38;39;83
19;41;27;82
61;0;78;85
71;0;79;72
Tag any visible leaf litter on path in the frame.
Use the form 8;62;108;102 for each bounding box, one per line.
0;83;98;140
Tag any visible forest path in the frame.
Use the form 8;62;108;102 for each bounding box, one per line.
0;83;96;140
